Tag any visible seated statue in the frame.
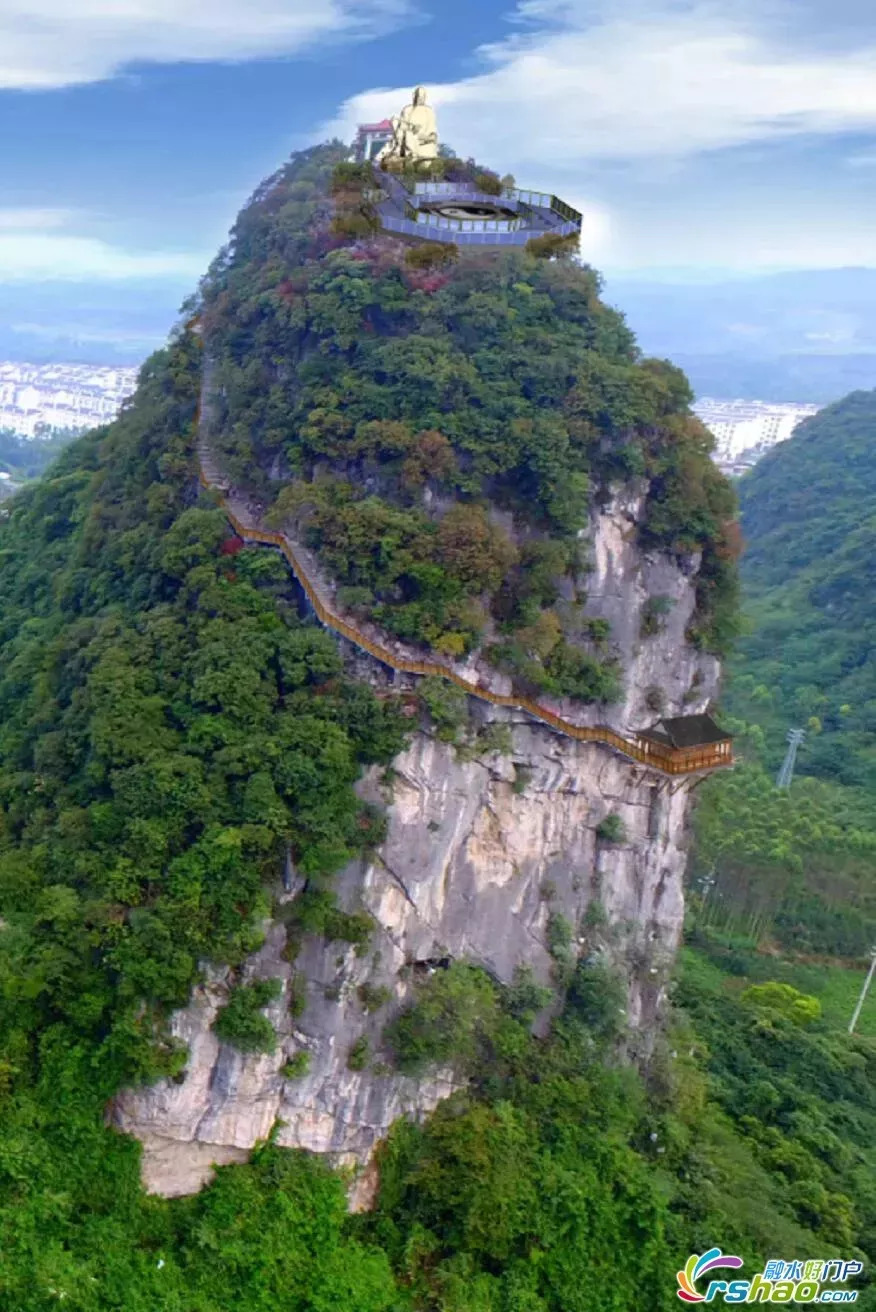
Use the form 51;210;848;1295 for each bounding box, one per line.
378;86;438;167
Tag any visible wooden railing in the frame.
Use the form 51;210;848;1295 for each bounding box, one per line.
197;462;732;777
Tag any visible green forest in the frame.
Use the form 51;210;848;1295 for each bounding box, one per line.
0;144;872;1309
686;388;876;977
0;428;77;482
676;388;876;1303
726;390;876;788
202;146;738;689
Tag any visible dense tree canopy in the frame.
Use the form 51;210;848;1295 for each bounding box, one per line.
679;386;876;1303
199;144;738;692
0;427;76;481
0;332;414;1306
690;758;876;956
1;142;869;1311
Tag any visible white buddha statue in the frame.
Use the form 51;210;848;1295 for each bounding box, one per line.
378;86;438;166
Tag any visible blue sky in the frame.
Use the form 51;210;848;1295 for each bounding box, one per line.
2;0;876;353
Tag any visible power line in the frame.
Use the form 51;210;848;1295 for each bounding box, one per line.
776;728;806;790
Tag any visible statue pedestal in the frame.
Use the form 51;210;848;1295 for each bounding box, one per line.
380;157;440;173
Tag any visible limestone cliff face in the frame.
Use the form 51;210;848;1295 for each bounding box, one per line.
112;493;719;1201
581;483;717;731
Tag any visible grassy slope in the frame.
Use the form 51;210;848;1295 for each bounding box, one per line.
683;944;876;1038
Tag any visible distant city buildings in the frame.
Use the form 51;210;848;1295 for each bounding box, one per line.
694;397;820;474
0;352;820;486
0;361;138;438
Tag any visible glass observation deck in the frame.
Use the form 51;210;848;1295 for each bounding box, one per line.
374;170;583;248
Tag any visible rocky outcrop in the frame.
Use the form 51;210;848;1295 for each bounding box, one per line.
580;484;719;729
112;494;719;1201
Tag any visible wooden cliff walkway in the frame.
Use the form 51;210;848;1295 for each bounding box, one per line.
196;441;732;778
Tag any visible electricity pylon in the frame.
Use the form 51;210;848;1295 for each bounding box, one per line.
848;947;876;1035
776;728;805;790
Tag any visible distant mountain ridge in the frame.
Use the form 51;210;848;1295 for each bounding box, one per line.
607;268;876;403
670;352;876;406
0;280;187;365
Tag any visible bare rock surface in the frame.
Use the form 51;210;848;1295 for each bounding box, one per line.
112;494;719;1199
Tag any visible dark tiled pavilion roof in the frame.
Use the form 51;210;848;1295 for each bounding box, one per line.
639;714;731;750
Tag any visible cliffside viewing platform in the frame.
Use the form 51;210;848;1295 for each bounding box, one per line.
197;444;733;779
373;170;582;248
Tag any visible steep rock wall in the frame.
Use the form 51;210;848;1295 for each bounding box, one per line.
581;485;718;728
112;495;719;1201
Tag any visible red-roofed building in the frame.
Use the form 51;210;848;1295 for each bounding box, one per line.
354;120;394;162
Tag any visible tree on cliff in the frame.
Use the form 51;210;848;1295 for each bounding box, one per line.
201;144;738;692
15;143;873;1312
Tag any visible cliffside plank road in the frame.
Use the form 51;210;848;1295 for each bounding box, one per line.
192;96;732;782
197;445;732;779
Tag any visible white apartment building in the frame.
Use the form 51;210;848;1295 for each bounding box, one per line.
693;398;820;461
0;361;138;438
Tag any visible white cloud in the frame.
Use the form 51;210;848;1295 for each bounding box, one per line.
0;208;73;231
327;2;876;166
0;213;206;281
0;0;410;89
614;214;876;271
